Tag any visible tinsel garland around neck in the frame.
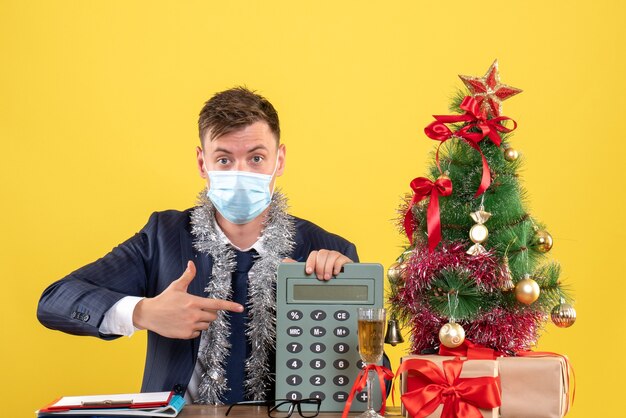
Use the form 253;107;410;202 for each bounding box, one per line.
190;188;295;404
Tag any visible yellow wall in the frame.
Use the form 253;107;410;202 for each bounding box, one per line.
1;1;623;416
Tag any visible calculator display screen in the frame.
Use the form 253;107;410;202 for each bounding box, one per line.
292;284;368;301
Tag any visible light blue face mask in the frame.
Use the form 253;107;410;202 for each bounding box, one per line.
205;158;279;225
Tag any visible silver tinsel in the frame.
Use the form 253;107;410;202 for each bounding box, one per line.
191;189;295;404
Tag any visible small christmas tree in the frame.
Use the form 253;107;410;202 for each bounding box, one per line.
388;60;576;355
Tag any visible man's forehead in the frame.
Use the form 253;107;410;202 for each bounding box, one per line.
203;121;278;150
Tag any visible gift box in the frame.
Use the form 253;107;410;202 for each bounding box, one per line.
399;353;572;418
498;355;570;418
399;355;500;418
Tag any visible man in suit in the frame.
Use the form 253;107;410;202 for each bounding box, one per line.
37;87;358;404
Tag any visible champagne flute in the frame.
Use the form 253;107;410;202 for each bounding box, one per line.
357;307;386;418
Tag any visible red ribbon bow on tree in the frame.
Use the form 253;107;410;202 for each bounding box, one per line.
341;364;394;418
404;175;453;252
396;357;502;418
424;96;517;197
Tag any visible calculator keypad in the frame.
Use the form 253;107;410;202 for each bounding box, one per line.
277;307;382;412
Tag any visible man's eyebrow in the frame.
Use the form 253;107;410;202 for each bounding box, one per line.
213;147;233;154
247;145;269;153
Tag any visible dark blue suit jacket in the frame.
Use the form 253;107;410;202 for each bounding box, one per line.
37;209;358;396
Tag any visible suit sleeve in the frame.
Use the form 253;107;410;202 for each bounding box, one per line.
343;242;359;263
37;212;159;339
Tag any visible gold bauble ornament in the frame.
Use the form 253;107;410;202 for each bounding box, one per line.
437;173;451;182
551;302;577;328
533;230;554;253
503;147;519;162
387;262;404;284
515;275;540;305
438;322;466;348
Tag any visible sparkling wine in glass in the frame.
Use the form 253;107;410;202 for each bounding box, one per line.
357;307;386;418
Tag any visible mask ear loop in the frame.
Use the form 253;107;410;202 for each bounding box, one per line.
269;150;281;196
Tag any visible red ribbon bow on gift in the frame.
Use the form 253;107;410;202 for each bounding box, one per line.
341;364;394;418
403;176;453;252
424;96;517;197
396;357;501;418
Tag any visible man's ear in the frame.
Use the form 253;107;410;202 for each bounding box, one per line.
196;146;207;179
276;143;286;177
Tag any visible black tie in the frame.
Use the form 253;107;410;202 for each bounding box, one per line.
223;249;256;404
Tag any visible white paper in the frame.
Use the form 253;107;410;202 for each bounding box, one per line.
51;391;171;408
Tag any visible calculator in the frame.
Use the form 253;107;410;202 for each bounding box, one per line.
275;262;384;412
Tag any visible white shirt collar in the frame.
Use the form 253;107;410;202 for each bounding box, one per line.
212;216;266;255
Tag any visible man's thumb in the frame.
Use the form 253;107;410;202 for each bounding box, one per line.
172;260;196;291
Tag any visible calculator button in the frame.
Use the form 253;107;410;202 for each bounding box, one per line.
357;360;365;369
287;342;303;353
356;391;368;402
287;310;303;321
310;375;326;386
309;391;326;401
333;326;350;337
286;359;302;370
334;310;350;321
286;391;302;400
310;326;326;337
287;326;303;337
310;310;327;321
333;375;349;386
333;343;349;354
287;375;303;386
333;392;349;402
310;343;326;353
310;359;326;370
333;359;350;370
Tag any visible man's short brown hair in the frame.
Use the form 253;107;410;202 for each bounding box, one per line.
198;86;280;145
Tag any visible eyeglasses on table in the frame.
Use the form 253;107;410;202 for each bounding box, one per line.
225;398;322;418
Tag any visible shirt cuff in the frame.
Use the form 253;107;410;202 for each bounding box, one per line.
99;296;144;337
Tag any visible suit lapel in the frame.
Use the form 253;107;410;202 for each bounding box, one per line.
179;228;212;298
180;227;213;359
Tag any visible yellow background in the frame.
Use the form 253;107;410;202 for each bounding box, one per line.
1;1;624;416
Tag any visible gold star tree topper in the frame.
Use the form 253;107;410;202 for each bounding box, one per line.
459;60;522;117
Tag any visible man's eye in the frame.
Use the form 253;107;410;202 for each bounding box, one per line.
217;158;229;165
252;156;264;163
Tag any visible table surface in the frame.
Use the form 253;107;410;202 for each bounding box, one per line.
179;405;404;417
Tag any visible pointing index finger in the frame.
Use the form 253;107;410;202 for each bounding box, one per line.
198;298;244;313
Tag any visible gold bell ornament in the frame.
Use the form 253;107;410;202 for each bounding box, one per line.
384;315;405;346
